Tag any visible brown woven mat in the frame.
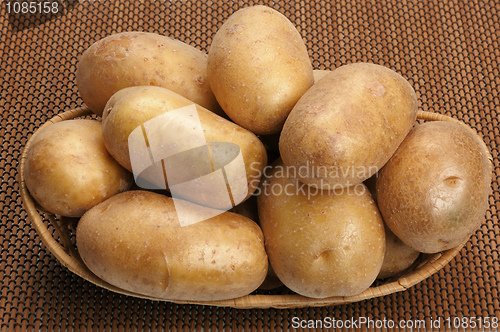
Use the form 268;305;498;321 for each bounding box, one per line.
1;0;499;330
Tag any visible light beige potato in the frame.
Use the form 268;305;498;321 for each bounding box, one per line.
76;31;221;117
258;159;385;298
280;62;418;189
376;121;492;253
377;225;420;279
102;86;267;209
207;5;314;135
76;190;268;301
23;119;133;217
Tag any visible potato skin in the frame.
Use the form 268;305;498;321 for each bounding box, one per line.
376;121;492;253
257;159;385;298
207;5;314;135
102;86;267;207
76;32;220;116
23;119;133;217
279;62;418;189
76;190;268;301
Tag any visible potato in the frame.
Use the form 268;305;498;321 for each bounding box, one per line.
279;62;418;189
207;5;314;135
23;119;133;217
101;86;267;209
377;225;420;279
76;32;221;117
257;159;385;298
76;190;268;301
376;121;492;253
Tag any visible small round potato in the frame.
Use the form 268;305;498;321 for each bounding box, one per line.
76;190;268;301
280;62;418;189
76;32;221;117
376;121;492;253
207;5;314;135
258;159;385;298
23;119;133;217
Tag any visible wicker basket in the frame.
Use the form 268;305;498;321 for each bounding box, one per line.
18;107;492;309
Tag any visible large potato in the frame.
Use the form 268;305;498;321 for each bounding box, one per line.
76;32;221;117
376;121;492;253
76;190;268;301
279;62;418;189
258;159;385;298
23;119;133;217
101;86;267;209
207;5;314;135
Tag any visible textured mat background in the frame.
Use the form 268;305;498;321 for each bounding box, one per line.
1;0;499;330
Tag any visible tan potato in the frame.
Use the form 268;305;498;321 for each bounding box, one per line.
76;32;221;117
257;159;385;298
377;225;420;279
76;190;268;301
279;62;418;189
23;119;133;217
376;121;492;253
101;86;267;209
207;5;314;135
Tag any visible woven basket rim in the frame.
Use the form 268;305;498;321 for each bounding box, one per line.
18;107;491;309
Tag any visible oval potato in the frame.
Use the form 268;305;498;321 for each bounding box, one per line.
279;62;418;189
102;86;267;209
23;119;133;217
207;5;314;135
76;32;221;116
376;121;492;253
257;159;385;298
76;190;268;301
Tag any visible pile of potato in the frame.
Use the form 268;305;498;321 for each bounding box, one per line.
24;5;491;301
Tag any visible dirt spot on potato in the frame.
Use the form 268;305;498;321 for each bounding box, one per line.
226;23;245;35
194;75;205;85
305;103;324;115
366;81;387;97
